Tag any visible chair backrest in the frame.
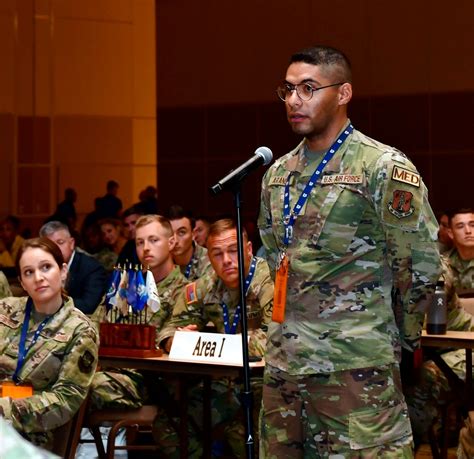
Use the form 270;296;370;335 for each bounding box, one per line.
459;297;474;317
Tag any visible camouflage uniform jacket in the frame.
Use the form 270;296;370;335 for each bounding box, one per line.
179;243;212;281
148;265;188;334
158;257;274;357
0;271;12;299
441;249;474;331
258;125;441;375
0;296;99;445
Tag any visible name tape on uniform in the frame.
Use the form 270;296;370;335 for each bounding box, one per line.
169;331;244;365
321;174;363;185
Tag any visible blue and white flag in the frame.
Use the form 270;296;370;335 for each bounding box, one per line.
126;268;137;309
105;267;121;309
135;270;148;311
145;271;160;312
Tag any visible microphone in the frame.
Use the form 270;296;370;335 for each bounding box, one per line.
210;146;273;195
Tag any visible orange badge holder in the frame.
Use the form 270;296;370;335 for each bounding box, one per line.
1;381;33;398
272;254;289;323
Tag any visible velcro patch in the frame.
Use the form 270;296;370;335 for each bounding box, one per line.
391;166;420;188
388;190;415;219
321;174;363;185
269;176;288;186
78;350;95;374
53;332;70;343
185;283;198;304
0;314;18;328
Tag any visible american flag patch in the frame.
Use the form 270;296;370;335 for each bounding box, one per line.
185;283;198;304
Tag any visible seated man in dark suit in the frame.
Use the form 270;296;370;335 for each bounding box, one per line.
39;221;107;315
117;205;143;266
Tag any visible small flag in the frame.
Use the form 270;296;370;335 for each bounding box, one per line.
135;270;148;311
116;269;129;316
146;271;160;312
105;267;121;310
127;268;137;309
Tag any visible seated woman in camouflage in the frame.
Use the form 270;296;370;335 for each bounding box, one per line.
0;237;99;449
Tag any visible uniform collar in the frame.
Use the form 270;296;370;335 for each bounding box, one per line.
283;120;352;176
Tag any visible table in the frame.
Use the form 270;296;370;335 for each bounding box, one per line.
421;330;474;458
421;330;474;408
98;354;265;458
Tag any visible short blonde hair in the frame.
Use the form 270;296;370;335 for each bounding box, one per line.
207;218;248;246
135;214;173;237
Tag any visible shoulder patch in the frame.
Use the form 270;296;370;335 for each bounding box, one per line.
388;190;415;218
185;282;198;304
391;165;420;188
78;350;95;374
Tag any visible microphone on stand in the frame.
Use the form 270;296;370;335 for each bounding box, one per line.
210;147;273;195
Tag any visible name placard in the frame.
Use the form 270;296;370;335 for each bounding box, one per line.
169;331;243;365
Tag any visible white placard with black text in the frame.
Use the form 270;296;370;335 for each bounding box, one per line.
169;331;243;365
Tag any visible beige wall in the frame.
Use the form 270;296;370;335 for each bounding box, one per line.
0;0;156;233
155;0;474;218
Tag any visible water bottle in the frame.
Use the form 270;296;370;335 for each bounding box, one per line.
426;281;447;335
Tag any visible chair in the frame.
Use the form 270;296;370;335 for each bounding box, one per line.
79;404;160;459
459;297;474;317
51;395;90;459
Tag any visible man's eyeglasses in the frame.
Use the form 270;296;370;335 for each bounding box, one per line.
276;82;344;102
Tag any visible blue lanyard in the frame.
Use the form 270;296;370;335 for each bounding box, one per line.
13;298;53;383
184;249;195;279
283;124;354;246
221;257;257;334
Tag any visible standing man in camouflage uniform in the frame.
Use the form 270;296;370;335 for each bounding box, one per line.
90;214;188;408
168;206;212;281
157;218;274;457
258;45;441;457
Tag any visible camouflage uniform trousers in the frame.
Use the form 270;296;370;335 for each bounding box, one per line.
90;369;146;409
259;363;414;458
152;376;262;458
406;350;469;445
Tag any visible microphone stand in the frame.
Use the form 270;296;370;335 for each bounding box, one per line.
231;182;255;459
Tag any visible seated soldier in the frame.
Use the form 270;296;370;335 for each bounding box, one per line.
90;214;188;409
193;215;211;248
117;205;144;266
156;218;274;458
39;221;107;316
407;208;474;445
167;205;211;281
0;271;12;298
0;215;25;267
0;237;99;450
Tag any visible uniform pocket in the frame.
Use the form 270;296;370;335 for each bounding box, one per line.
349;402;412;449
315;186;368;257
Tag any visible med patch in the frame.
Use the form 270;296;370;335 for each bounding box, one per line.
391;165;420;188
